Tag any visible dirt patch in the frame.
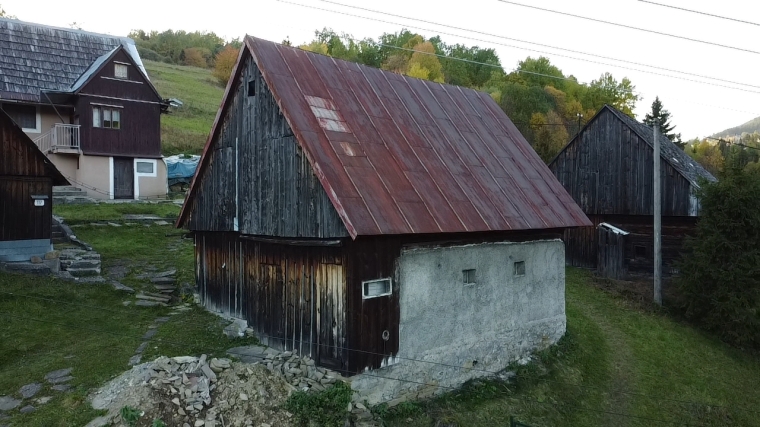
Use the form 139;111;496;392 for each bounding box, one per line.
589;274;681;312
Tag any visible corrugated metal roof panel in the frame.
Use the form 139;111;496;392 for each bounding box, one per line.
179;36;591;235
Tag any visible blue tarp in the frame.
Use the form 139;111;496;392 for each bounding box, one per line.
165;155;199;186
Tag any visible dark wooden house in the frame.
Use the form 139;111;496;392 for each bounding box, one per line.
549;105;716;276
177;36;589;399
0;108;68;262
0;18;168;200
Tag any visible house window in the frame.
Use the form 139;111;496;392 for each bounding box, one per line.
462;269;476;286
115;63;128;79
362;278;392;299
3;104;39;132
514;261;526;276
248;80;256;96
136;161;154;174
93;106;121;129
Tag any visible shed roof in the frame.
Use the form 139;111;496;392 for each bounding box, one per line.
0;17;151;101
0;108;68;185
585;105;716;187
178;36;590;236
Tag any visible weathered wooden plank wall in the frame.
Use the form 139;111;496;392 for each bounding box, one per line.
187;54;347;238
565;215;697;274
551;109;693;217
597;226;626;279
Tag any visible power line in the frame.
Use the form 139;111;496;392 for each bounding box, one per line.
495;0;760;55
320;0;760;90
277;0;760;98
638;1;760;27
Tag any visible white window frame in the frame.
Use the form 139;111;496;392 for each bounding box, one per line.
362;278;393;299
114;63;128;79
133;158;158;200
92;104;123;130
3;104;41;133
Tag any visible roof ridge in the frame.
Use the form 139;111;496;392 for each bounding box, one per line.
0;17;135;44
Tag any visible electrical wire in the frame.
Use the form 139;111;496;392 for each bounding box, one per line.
637;0;760;27
319;0;760;91
495;0;760;55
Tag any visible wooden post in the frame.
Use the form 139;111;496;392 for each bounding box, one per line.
653;124;662;305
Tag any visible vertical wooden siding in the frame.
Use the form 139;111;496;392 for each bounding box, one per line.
187;54;347;238
0;177;51;241
551;109;693;217
196;232;349;370
597;227;626;279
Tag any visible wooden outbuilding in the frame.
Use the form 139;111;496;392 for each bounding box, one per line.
549;105;716;277
0;109;69;262
177;36;589;400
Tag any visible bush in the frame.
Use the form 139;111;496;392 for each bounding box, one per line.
676;165;760;348
138;47;171;63
285;381;352;427
212;45;239;86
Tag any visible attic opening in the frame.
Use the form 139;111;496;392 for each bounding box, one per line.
462;269;476;286
248;80;256;97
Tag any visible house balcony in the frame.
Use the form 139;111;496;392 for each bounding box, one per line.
33;123;81;154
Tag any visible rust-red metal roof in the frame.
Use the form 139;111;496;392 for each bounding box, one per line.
178;36;590;236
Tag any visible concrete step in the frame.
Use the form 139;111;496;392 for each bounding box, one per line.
53;190;86;197
1;262;52;275
62;259;100;270
53;196;97;205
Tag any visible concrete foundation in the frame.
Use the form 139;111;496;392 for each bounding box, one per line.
351;239;566;404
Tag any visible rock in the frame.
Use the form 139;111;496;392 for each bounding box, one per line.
173;356;199;364
45;368;72;381
45;250;60;260
128;355;142;366
151;277;177;286
0;396;21;411
107;222;122;227
195;421;205;427
19;405;35;414
135;300;164;307
112;281;135;293
136;293;170;303
51;384;71;392
172;398;181;406
153;269;177;278
154;220;171;226
223;319;247;338
356;402;367;411
142;329;157;340
122;301;132;306
201;365;217;382
30;256;43;264
84;416;111;427
135;342;149;354
239;393;248;401
35;396;52;405
19;383;42;399
226;346;265;364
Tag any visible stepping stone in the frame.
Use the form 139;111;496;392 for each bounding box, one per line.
155;317;171;324
107;222;122;227
142;329;157;340
151;277;177;286
0;396;21;411
135;342;149;354
19;383;41;399
45;368;72;382
35;396;52;405
128;355;142;366
19;405;35;414
153;269;177;278
154;221;170;226
137;293;170;303
112;281;135;293
135;300;164;307
48;375;73;384
51;384;71;392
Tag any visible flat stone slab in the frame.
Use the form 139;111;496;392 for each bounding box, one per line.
44;368;72;381
48;375;73;384
135;300;165;307
135;342;149;354
153;269;177;278
227;345;267;363
0;396;21;411
154;221;171;226
151;277;177;285
142;329;157;340
128;355;142;366
19;405;35;414
112;281;135;293
19;383;42;399
51;384;71;392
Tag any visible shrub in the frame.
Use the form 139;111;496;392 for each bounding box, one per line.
285;381;352;427
676;164;760;348
212;45;239;86
138;47;170;63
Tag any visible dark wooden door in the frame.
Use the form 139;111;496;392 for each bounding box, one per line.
0;177;52;241
597;225;627;279
113;157;134;199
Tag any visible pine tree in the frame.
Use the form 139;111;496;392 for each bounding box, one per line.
644;96;683;149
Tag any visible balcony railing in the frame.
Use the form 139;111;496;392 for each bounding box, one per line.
34;124;81;153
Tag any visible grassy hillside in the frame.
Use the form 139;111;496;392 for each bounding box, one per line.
144;60;224;155
713;115;760;138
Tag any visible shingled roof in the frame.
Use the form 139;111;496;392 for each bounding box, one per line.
0;17;148;101
178;36;591;236
605;105;716;186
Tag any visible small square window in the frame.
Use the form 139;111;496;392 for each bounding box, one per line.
248;80;256;96
362;278;391;299
136;161;154;174
462;269;476;286
514;261;525;276
115;63;128;79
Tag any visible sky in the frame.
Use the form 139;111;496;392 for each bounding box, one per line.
4;0;758;139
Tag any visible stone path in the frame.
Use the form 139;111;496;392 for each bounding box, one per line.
0;368;73;420
129;317;171;366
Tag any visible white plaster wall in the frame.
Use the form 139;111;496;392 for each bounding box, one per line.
351;239;566;404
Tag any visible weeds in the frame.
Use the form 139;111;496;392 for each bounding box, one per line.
120;406;141;427
285;381;352;427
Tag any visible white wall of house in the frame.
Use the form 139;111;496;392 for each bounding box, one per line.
351;239;567;404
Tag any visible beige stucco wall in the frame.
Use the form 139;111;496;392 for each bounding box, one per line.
136;158;168;200
46;154;78;182
76;155;111;199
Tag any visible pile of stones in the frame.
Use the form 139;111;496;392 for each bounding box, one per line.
265;350;339;392
145;355;232;426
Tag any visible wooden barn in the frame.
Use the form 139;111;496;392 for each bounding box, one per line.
549;105;716;277
0;108;69;262
177;36;589;400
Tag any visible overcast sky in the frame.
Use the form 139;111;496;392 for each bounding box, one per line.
5;0;758;138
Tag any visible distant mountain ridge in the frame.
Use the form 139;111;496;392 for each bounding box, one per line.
712;116;760;138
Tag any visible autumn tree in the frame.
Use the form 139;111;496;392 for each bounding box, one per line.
407;41;444;83
183;47;208;68
686;140;724;176
644;96;683;148
212;45;239;86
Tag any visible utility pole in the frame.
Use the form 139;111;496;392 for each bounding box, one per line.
653;124;662;305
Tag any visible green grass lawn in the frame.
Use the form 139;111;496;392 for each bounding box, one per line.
382;269;760;426
53;203;180;224
144;60;224;156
